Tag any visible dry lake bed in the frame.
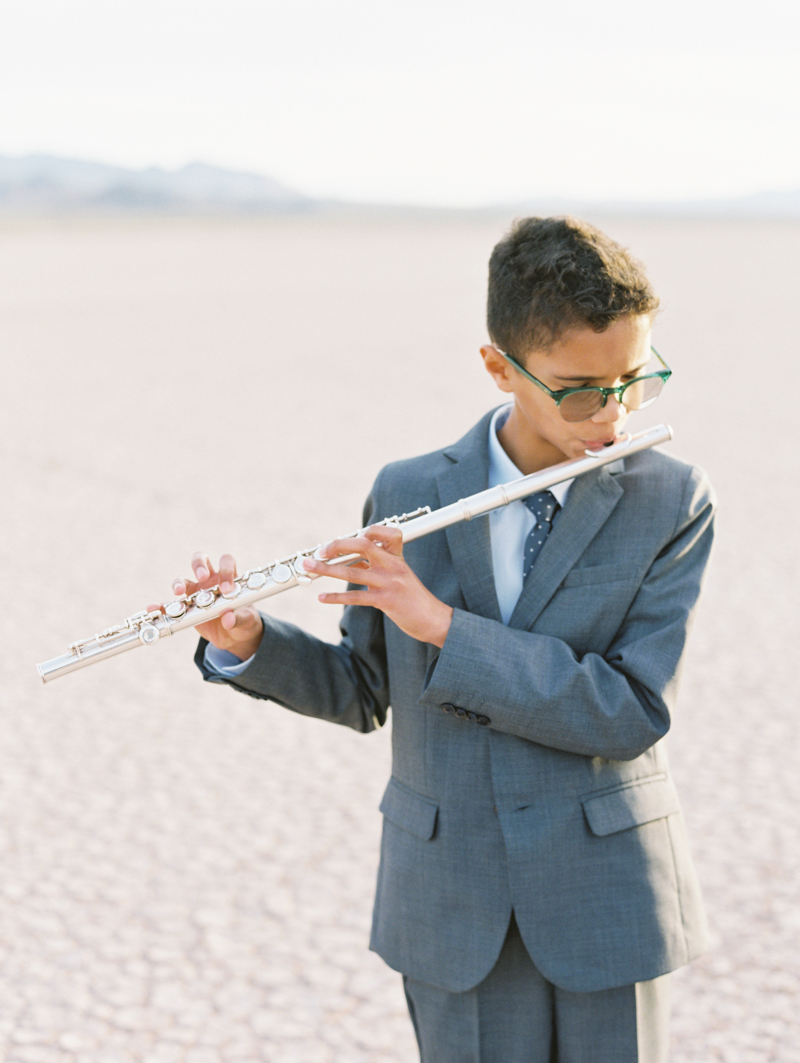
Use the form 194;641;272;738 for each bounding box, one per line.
1;212;798;1061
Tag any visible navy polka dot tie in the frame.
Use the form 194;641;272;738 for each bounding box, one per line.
522;491;558;579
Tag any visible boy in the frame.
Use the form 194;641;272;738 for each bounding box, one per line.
175;217;715;1062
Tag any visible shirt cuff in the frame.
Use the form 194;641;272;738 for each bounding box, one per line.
204;643;256;676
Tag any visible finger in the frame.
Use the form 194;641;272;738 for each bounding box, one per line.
218;553;238;593
318;589;374;607
303;555;378;586
171;577;196;597
363;523;404;554
318;534;394;569
316;535;372;561
191;552;216;583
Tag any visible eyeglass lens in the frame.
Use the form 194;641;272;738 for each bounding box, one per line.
558;376;664;422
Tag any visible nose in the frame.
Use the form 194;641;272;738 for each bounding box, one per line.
591;392;626;424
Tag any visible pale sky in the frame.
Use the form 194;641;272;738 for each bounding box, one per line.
2;0;798;207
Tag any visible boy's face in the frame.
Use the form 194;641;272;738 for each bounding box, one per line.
481;314;653;471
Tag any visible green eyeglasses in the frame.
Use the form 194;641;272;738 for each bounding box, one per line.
496;346;672;423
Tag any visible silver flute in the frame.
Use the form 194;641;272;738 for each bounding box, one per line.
37;423;672;682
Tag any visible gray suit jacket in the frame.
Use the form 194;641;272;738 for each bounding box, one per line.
197;409;716;994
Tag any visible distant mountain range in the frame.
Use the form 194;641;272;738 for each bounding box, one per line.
0;155;310;212
1;153;799;217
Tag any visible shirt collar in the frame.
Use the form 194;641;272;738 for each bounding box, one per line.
487;404;573;507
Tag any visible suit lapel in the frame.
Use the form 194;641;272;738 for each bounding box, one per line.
436;412;503;623
434;412;626;628
507;464;624;630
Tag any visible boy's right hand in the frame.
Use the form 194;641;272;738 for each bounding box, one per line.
172;552;264;662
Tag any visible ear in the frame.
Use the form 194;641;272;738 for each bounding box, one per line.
480;344;515;394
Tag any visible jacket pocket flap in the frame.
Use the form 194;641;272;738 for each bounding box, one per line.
561;563;635;588
380;777;439;841
582;776;680;837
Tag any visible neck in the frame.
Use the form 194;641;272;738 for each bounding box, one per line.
497;406;567;474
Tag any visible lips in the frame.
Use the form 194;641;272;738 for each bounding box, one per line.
581;435;617;449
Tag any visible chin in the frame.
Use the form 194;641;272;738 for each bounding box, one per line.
564;437;590;458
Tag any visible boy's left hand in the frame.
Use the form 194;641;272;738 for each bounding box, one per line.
303;525;453;648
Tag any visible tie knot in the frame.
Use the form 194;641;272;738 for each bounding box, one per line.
523;490;558;524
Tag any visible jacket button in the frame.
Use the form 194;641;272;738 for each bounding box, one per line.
454;707;467;719
441;703;455;714
466;711;478;723
476;715;490;726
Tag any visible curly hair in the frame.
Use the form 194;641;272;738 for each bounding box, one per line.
487;217;659;356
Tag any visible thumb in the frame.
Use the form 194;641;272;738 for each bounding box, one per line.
220;606;261;636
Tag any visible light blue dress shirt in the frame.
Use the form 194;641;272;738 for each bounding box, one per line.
487;404;572;624
205;404;573;674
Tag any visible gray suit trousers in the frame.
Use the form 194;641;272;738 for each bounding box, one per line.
403;914;670;1063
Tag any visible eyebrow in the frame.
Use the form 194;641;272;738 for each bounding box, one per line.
553;361;650;383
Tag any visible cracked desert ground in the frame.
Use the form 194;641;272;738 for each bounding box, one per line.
2;213;798;1062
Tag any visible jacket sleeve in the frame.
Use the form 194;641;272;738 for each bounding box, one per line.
194;474;391;734
418;465;716;760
